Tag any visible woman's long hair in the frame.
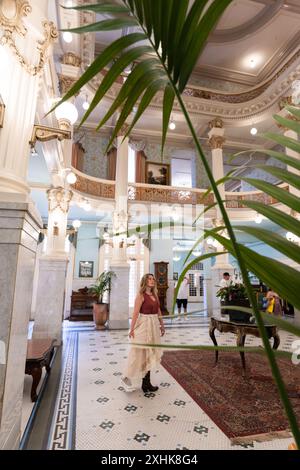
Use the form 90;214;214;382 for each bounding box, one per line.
139;273;158;298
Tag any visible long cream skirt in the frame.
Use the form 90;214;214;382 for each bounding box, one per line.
122;314;162;389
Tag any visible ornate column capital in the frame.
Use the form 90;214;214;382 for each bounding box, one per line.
60;52;82;68
58;74;79;95
117;122;130;138
47;187;73;213
208;135;226;150
209;117;224;129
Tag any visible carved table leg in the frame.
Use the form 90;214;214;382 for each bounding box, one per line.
237;332;246;373
209;325;218;364
31;366;42;402
273;333;280;350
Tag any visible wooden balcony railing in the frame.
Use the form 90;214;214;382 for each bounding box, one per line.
71;168;115;199
128;182;214;205
225;184;289;208
70;169;289;208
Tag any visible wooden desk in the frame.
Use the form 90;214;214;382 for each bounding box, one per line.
25;339;55;402
209;316;280;373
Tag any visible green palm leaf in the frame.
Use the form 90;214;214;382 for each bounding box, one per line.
52;0;300;445
234;225;300;265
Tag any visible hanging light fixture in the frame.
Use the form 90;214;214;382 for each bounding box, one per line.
82;94;90;110
169;120;176;130
250;127;258;136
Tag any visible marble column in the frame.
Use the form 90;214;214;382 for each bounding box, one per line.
208;118;234;315
33;187;73;345
0;0;57;449
0;200;42;449
109;126;130;330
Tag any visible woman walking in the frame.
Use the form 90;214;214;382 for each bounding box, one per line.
122;274;165;393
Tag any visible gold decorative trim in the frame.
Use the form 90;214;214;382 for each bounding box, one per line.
209;117;223;129
60;52;82;67
0;94;5;128
0;1;58;75
47;187;73;213
208;135;226;150
117;122;130;137
29;125;71;147
58;74;79;95
0;0;31;36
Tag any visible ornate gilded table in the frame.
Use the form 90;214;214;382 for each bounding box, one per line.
209;316;280;373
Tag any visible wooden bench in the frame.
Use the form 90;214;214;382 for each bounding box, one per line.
25;339;55;402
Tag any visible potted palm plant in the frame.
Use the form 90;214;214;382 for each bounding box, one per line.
217;283;251;323
89;270;116;330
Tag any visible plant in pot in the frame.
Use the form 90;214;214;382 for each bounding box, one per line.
89;270;116;330
216;283;252;323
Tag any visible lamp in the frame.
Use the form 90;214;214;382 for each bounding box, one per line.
0;94;5;128
55;101;78;127
66;171;77;184
72;219;81;230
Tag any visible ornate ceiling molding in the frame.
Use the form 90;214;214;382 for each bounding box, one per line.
210;0;283;43
78;2;300;124
0;1;58;75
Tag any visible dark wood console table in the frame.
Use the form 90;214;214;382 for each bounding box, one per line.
25;339;55;402
209;316;280;373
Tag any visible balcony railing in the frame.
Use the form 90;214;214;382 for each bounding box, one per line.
71;168;115;199
128;182;214;205
70;169;289;208
225;184;289;208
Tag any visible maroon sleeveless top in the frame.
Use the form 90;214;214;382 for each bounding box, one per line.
140;293;159;315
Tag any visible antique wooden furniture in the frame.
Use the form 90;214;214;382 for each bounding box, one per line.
25;339;55;402
209;316;280;373
154;261;169;315
70;287;97;320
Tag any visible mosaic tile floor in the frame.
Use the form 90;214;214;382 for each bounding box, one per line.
46;318;298;450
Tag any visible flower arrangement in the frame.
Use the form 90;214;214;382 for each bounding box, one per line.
216;283;249;302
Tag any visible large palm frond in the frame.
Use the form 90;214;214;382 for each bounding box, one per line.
52;0;300;445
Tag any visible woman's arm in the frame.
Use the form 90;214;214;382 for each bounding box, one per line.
129;294;144;338
157;301;165;336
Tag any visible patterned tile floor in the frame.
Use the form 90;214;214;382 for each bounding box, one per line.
46;317;298;450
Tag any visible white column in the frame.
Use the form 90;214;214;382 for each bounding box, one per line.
208;119;233;316
33;188;73;344
0;0;56;449
109;126;130;329
0;0;57;196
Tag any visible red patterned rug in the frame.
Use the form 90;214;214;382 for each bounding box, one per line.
162;351;300;444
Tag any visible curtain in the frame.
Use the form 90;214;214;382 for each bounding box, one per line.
71;142;85;171
107;147;117;180
135;150;147;183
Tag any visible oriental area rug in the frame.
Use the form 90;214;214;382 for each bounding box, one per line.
161;350;300;444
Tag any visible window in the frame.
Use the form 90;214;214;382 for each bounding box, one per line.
171;157;192;188
128;146;136;183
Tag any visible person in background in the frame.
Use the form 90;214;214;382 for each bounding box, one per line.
219;272;233;288
267;288;282;316
175;276;190;320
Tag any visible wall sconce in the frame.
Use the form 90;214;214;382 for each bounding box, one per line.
0;94;5;128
